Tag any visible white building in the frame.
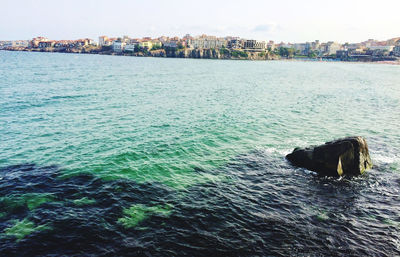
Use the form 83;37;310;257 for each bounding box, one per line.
189;35;227;49
368;45;394;52
124;44;136;52
163;40;179;48
99;36;108;46
324;42;342;55
99;36;112;46
112;41;126;52
3;40;29;48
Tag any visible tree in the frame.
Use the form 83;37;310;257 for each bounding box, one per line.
287;48;295;58
232;50;248;58
219;47;229;55
278;47;288;57
308;50;318;58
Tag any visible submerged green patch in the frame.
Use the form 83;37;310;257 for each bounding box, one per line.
72;197;96;206
25;194;55;210
0;193;55;212
118;204;173;228
4;218;50;240
316;211;329;221
59;136;239;190
381;218;400;228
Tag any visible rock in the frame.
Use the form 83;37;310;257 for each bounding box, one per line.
286;136;373;176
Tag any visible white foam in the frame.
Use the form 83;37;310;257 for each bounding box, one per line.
371;153;399;164
259;147;292;156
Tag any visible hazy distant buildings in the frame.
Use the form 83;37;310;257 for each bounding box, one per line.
368;45;394;52
2;40;29;48
2;33;399;62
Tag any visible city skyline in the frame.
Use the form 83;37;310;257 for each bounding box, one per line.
1;0;400;43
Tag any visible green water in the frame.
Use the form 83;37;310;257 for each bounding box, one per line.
1;51;399;187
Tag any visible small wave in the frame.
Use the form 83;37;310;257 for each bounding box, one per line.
371;152;399;164
50;94;91;100
257;146;292;156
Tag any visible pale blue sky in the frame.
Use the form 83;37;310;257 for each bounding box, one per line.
1;0;399;43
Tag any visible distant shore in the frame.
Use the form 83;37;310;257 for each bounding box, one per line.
1;48;399;64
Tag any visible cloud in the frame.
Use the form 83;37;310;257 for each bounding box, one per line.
252;23;277;33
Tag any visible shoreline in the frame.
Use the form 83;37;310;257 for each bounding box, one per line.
1;48;399;65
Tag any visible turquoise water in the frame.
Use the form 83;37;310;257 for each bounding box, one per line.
0;51;399;256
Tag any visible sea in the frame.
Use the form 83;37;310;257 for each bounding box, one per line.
0;50;399;256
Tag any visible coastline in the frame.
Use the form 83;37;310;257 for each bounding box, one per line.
1;48;399;65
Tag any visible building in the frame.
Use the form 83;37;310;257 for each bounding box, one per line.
243;40;266;51
75;39;89;47
163;40;179;48
189;35;227;49
336;50;349;59
267;41;275;50
87;39;96;46
363;39;378;48
99;36;113;46
343;42;361;51
38;41;55;48
368;45;394;52
311;40;320;50
54;40;74;48
152;40;162;48
99;36;108;46
182;34;193;45
2;40;29;48
139;40;153;50
293;43;307;54
393;46;400;57
31;37;49;48
161;37;182;48
122;35;130;43
124;44;135;52
290;41;320;55
276;42;293;49
112;41;126;52
323;41;342;55
227;39;243;49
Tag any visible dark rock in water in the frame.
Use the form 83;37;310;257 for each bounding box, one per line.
286;136;373;176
